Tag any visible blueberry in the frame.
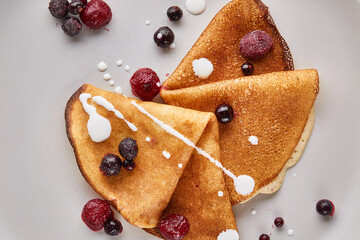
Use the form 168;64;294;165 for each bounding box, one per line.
61;17;82;36
153;26;175;48
123;159;135;171
316;199;335;216
99;154;122;176
167;6;183;22
274;217;284;227
49;0;69;18
241;62;254;76
118;138;138;160
215;104;234;124
259;234;270;240
104;218;123;236
68;0;85;15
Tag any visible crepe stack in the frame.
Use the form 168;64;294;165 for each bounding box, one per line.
66;84;238;238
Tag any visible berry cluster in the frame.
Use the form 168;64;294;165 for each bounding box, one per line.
48;0;112;37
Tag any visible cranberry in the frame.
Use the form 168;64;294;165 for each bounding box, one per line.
61;17;82;36
99;154;122;176
68;0;85;15
153;26;175;48
118;138;138;160
80;0;112;29
241;62;254;76
215;104;234;124
259;234;270;240
316;199;335;216
81;199;113;231
123;159;135;171
104;218;123;236
167;6;183;22
274;217;284;227
240;30;273;59
158;214;190;240
48;0;69;18
130;68;161;101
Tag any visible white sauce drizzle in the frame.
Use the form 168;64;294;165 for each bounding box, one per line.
92;96;137;132
162;150;171;159
218;191;224;197
178;163;183;168
217;229;240;240
287;229;294;236
145;137;151;142
130;100;255;196
185;0;206;15
79;93;111;143
192;58;214;79
248;135;259;145
97;61;107;72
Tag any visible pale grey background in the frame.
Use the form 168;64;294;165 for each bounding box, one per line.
0;0;359;239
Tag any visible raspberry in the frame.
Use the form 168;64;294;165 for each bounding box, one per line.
81;199;114;231
158;214;190;240
130;68;161;101
80;0;112;29
48;0;69;18
239;30;273;59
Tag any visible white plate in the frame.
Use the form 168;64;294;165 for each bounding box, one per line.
0;0;359;239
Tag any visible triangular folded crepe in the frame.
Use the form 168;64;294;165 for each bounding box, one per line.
145;115;238;239
65;84;237;235
161;69;319;204
162;0;293;91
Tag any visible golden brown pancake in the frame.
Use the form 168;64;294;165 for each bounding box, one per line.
66;84;221;228
162;0;293;91
145;115;238;239
161;70;319;204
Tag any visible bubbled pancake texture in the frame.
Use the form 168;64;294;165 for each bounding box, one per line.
161;70;319;204
163;0;293;90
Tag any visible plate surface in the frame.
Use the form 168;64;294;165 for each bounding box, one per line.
0;0;359;239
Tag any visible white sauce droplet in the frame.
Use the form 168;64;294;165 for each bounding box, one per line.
287;229;294;236
192;58;214;79
156;81;161;87
145;137;151;142
103;73;111;81
162;150;171;159
157;32;163;39
109;80;115;86
130;100;256;196
116;59;123;66
114;86;123;94
178;163;183;168
185;0;206;15
248;135;259;145
169;43;176;50
145;20;150;25
293;173;297;177
218;191;224;197
125;65;131;72
97;61;108;72
217;229;240;240
251;209;257;215
92;96;137;132
79;93;111;143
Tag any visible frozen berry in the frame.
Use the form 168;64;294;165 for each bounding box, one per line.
68;0;85;15
259;234;270;240
80;0;88;5
123;159;135;171
241;62;254;76
316;199;335;216
49;0;69;18
130;68;161;101
274;217;284;227
215;104;234;124
158;214;190;240
80;0;112;29
154;26;175;48
118;138;138;160
104;218;123;236
167;6;183;22
99;154;122;176
240;30;273;59
81;199;113;231
62;17;82;36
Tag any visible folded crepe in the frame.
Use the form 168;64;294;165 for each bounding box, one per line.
162;0;293;91
161;70;319;204
65;84;238;238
